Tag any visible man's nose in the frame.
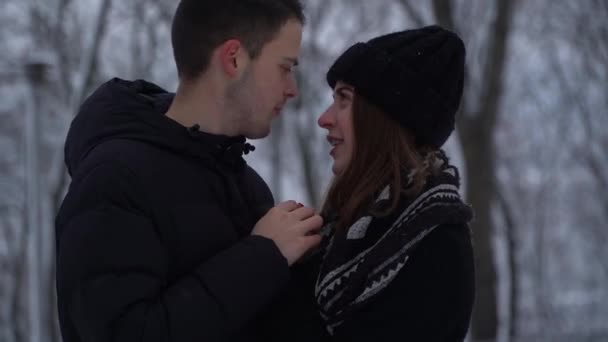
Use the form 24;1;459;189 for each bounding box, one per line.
285;76;299;98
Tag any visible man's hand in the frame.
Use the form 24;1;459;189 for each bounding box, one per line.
252;201;323;266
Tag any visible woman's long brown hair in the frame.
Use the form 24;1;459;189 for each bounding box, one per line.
321;94;435;232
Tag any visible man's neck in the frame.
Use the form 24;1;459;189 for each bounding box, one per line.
165;81;238;136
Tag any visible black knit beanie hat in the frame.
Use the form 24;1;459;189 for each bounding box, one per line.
327;25;466;148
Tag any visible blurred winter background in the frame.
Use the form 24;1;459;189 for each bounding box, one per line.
0;0;606;341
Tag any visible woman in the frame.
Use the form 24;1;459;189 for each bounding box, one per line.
313;25;475;341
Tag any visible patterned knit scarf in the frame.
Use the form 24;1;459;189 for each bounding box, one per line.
314;152;473;335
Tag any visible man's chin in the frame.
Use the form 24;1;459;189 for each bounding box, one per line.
244;127;271;140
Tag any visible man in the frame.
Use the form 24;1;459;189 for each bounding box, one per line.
55;1;322;341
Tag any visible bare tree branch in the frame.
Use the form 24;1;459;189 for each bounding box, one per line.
477;0;514;134
432;0;455;29
432;1;516;339
51;0;114;216
70;0;113;109
396;0;426;27
53;0;74;102
497;188;519;339
292;67;321;207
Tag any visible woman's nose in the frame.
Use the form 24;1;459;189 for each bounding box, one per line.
317;106;334;129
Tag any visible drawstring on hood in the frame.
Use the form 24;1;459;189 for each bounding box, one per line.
187;123;256;169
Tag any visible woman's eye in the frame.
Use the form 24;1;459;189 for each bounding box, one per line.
338;96;349;107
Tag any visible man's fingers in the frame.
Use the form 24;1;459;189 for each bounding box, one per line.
300;234;322;252
295;215;324;235
276;200;300;212
290;206;315;221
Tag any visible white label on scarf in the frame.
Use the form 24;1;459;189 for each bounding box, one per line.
377;185;390;202
346;216;373;240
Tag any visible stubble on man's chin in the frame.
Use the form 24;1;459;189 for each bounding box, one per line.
244;121;271;140
226;71;279;139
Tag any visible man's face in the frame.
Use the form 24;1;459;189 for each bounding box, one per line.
230;19;302;139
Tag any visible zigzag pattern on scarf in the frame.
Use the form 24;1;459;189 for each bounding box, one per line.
316;183;461;302
315;161;473;335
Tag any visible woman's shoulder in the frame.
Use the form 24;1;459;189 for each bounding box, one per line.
331;223;476;340
409;223;474;269
424;223;472;246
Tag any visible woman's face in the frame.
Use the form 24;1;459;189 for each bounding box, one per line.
318;81;355;175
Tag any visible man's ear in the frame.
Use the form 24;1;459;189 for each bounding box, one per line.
218;39;247;77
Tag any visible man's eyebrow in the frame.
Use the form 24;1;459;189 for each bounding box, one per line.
283;57;299;66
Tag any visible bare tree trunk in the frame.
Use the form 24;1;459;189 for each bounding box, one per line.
270;116;285;200
0;210;22;342
14;238;27;342
39;197;61;342
460;126;498;341
532;178;550;339
295;125;319;208
51;0;114;216
130;0;158;79
288;0;337;208
24;61;47;342
292;85;320;207
47;2;115;342
497;190;519;339
131;0;144;78
430;0;516;340
548;0;608;275
52;0;74;103
396;0;426;26
70;0;113;110
432;0;455;29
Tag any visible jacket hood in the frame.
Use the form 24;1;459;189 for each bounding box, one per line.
64;78;254;175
